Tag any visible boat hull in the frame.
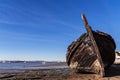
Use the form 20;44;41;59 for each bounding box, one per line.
66;14;116;76
66;31;116;74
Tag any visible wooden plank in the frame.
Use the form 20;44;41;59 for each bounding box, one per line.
66;34;87;65
81;13;104;76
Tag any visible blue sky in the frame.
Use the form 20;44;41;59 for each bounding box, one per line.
0;0;120;61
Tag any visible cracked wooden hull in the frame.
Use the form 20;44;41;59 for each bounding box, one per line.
66;31;116;74
66;14;116;76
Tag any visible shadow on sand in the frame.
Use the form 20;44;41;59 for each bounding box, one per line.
105;64;120;77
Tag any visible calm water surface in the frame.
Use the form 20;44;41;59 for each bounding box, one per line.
0;62;68;73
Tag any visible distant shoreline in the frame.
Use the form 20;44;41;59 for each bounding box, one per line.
0;61;68;74
0;60;65;63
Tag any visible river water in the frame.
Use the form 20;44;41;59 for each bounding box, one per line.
0;62;68;73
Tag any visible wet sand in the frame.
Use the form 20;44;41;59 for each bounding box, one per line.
0;68;70;80
0;64;120;80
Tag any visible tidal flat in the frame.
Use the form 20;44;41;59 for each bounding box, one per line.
0;65;120;80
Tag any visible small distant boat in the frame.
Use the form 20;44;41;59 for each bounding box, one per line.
42;61;46;65
66;14;116;76
2;61;6;63
24;61;26;63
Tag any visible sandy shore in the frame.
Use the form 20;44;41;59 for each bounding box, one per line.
0;64;120;80
0;68;70;80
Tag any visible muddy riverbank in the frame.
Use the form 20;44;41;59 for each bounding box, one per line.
0;64;120;80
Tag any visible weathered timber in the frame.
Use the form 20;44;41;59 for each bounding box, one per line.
82;14;104;76
66;13;116;77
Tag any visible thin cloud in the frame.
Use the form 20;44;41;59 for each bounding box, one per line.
0;30;56;42
0;1;84;32
52;19;85;32
0;2;51;27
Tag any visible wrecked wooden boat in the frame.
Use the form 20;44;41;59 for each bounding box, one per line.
66;14;116;76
